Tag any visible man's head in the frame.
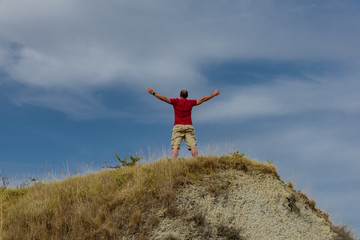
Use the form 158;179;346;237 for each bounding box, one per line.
180;89;188;98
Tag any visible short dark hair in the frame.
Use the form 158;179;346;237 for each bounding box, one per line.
180;89;188;98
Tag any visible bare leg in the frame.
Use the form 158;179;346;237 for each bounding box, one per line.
172;147;179;159
191;147;198;157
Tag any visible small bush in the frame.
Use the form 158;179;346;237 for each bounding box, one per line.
266;160;273;165
104;154;141;169
297;191;317;212
217;223;245;240
331;225;356;240
166;205;179;218
190;212;205;226
207;179;231;197
230;151;245;159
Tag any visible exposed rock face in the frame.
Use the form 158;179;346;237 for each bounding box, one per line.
151;169;335;240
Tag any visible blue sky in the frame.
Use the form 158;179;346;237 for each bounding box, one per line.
1;0;360;236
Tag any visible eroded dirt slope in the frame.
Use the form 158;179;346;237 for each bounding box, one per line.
151;169;335;240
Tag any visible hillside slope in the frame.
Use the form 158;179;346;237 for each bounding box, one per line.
152;168;333;240
0;154;356;240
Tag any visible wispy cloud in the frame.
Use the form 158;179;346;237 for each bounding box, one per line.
0;0;359;118
196;70;360;121
11;88;129;120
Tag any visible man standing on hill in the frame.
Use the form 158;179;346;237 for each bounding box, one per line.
146;88;220;159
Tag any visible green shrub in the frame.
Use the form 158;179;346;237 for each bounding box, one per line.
230;151;245;159
104;154;141;169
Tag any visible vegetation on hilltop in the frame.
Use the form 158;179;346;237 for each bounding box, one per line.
0;154;356;240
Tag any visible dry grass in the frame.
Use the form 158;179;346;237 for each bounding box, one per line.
0;154;356;240
287;180;294;189
332;225;357;240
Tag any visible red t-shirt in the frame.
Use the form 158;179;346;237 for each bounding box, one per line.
170;98;197;125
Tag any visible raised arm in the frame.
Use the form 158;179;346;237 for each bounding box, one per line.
146;88;171;104
196;90;220;105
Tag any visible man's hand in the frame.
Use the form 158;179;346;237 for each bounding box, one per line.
196;89;221;105
146;88;171;104
147;88;154;95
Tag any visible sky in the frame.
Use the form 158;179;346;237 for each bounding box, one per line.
0;0;359;236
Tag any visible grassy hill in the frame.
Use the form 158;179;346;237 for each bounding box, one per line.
0;154;356;240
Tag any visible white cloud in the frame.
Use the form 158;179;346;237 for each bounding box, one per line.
1;0;359;87
196;72;360;121
0;0;359;117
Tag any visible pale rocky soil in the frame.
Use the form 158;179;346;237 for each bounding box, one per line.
150;169;336;240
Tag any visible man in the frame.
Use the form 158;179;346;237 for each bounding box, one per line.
146;88;220;159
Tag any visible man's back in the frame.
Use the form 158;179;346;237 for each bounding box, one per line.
170;98;197;125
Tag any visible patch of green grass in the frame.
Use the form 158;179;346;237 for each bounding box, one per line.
104;153;141;169
266;160;273;165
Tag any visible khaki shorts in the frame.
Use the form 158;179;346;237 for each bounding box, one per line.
171;125;197;150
